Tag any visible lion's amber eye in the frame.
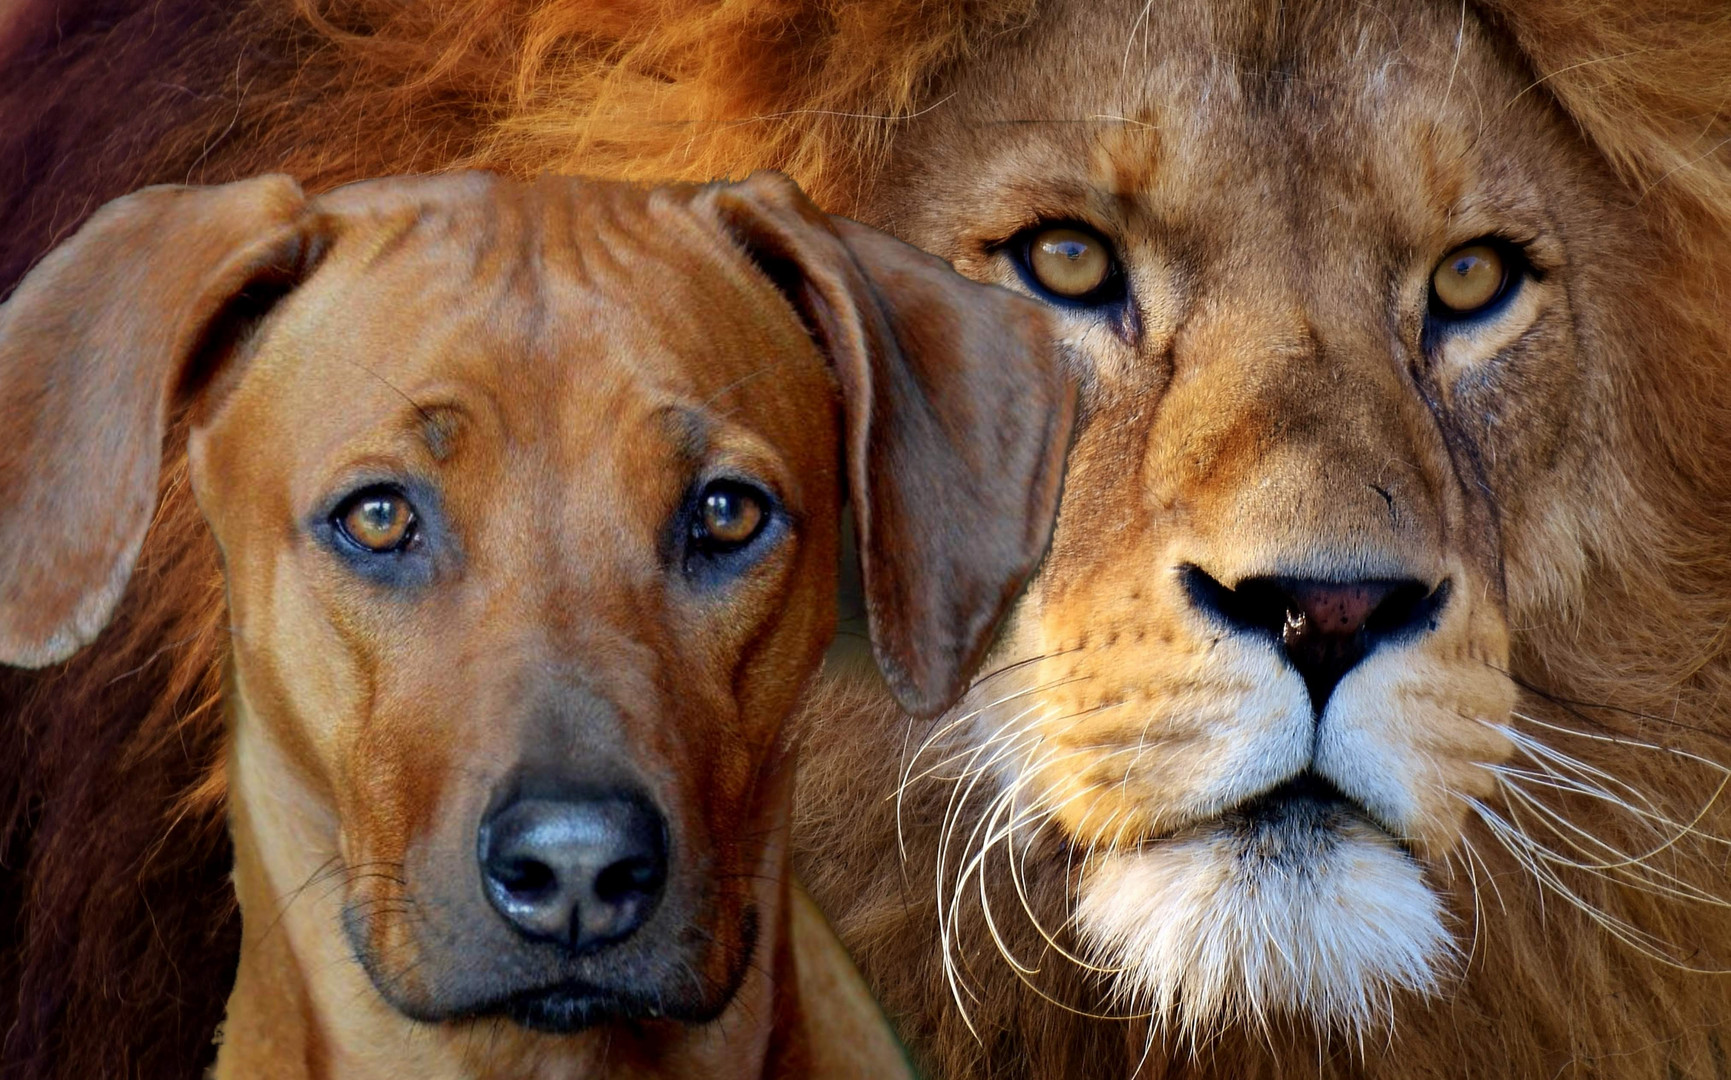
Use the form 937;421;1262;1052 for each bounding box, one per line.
696;482;766;549
1026;226;1113;299
1431;243;1508;314
337;490;416;553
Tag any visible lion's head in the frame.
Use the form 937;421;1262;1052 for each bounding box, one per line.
853;0;1642;1035
791;0;1731;1069
459;0;1731;1068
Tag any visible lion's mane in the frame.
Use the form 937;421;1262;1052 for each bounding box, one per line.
1;1;1729;1076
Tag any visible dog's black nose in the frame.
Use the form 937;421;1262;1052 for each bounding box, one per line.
479;793;667;953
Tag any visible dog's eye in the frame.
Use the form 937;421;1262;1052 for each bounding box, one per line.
1429;240;1517;317
334;489;417;553
693;481;768;552
1012;224;1125;307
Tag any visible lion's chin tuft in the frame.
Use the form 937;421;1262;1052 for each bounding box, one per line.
1075;783;1451;1041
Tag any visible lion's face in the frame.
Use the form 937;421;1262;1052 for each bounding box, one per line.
863;0;1649;1033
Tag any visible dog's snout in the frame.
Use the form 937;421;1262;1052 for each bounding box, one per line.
479;793;668;953
1183;566;1449;713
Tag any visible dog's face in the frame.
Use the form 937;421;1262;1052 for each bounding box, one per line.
196;176;849;1027
861;0;1647;1032
0;171;1069;1038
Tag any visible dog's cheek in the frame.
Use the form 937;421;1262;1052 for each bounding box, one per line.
647;537;835;980
226;555;370;805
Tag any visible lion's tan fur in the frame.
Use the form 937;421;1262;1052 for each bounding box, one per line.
2;0;1730;1076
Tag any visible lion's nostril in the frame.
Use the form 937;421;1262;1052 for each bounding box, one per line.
1182;566;1448;714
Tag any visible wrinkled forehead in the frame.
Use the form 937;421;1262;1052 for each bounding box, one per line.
228;175;833;471
902;0;1568;245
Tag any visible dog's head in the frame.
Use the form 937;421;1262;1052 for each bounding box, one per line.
0;171;1070;1031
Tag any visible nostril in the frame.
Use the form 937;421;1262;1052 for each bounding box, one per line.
1182;570;1292;637
493;856;557;899
1181;565;1449;714
594;855;663;906
1363;579;1438;636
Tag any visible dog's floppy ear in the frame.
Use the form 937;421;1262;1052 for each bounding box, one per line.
706;171;1075;718
0;176;311;668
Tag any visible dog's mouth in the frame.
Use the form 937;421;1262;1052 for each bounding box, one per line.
487;980;676;1034
383;902;763;1036
483;910;759;1034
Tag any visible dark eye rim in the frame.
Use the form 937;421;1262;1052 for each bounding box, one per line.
676;475;788;585
1425;235;1533;324
688;478;775;555
330;484;421;555
1004;220;1129;310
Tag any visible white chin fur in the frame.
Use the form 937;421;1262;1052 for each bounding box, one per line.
1075;813;1450;1040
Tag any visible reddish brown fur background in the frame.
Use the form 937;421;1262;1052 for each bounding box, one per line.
0;6;502;1073
2;0;1729;1076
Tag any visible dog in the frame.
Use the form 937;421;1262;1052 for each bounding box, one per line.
0;169;1072;1078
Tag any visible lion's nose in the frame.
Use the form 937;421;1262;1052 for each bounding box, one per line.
1182;567;1449;713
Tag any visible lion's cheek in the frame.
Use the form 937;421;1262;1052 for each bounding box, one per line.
991;622;1314;846
1316;572;1516;859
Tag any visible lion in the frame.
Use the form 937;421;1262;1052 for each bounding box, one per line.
3;0;1731;1076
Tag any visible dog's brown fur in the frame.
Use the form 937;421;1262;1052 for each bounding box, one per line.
3;0;1731;1077
0;168;1070;1078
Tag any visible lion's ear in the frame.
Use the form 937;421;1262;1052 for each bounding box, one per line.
0;175;310;668
704;171;1075;718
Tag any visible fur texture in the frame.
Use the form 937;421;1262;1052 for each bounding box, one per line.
2;0;1730;1077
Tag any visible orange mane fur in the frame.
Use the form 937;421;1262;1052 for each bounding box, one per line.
1;0;1729;1075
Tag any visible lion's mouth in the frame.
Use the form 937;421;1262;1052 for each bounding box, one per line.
1171;771;1412;859
1076;768;1450;1033
1233;771;1358;824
